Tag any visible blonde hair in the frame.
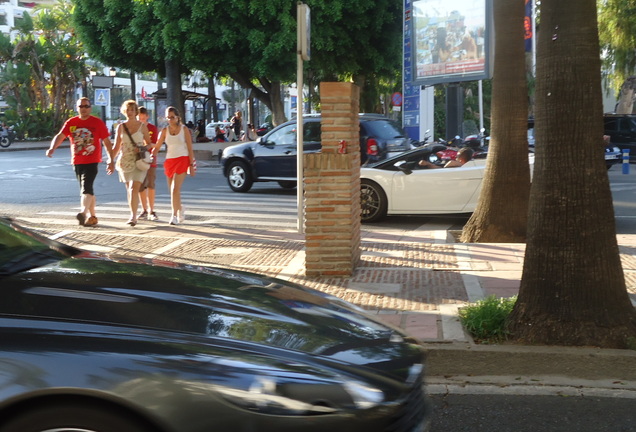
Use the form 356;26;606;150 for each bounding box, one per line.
76;97;91;107
120;100;139;116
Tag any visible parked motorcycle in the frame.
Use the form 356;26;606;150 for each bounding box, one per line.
410;129;432;148
0;125;16;148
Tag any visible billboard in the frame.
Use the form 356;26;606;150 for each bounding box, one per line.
410;0;493;86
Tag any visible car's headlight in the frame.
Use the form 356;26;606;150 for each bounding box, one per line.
215;374;385;415
613;146;621;153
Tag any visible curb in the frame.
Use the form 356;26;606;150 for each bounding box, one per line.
424;342;636;395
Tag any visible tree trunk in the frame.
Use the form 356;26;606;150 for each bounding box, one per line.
267;81;287;126
130;71;136;102
209;77;219;122
460;0;530;243
165;59;184;117
615;76;636;114
230;74;287;126
507;0;636;348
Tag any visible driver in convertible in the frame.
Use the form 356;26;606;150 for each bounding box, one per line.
419;147;474;169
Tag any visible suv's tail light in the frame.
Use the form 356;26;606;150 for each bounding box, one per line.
367;138;378;156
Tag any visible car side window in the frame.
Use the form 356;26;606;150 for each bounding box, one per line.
267;124;296;145
304;122;321;142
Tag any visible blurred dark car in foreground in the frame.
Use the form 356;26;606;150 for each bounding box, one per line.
221;114;412;192
0;218;429;432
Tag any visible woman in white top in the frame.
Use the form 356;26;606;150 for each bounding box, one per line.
113;100;153;227
155;106;195;225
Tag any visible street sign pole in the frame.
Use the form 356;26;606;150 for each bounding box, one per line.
297;2;310;234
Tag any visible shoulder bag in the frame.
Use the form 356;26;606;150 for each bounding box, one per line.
123;123;152;171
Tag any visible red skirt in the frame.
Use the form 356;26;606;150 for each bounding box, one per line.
164;156;190;178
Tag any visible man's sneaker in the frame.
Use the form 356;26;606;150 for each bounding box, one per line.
84;216;98;227
76;212;86;226
169;215;178;225
138;210;148;220
149;211;159;221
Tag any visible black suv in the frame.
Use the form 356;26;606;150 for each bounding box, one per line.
528;117;622;168
221;114;411;192
604;114;636;162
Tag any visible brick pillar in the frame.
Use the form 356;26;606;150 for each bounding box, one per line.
304;82;361;277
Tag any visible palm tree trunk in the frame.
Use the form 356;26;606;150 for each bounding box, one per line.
460;0;530;243
507;0;636;348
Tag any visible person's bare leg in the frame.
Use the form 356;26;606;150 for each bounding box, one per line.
81;193;96;217
148;187;156;213
139;189;148;213
127;181;142;224
171;172;186;217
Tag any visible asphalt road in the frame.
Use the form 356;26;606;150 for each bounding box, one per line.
2;148;636;234
428;393;636;431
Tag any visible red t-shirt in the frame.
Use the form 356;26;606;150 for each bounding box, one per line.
146;122;158;144
61;115;110;165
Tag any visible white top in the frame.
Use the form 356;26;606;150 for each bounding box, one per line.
116;124;143;173
165;125;189;159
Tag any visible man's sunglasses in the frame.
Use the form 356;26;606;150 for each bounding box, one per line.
78;104;91;108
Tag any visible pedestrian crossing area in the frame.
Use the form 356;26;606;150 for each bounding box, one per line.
36;187;301;229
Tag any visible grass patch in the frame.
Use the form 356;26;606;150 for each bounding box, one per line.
459;295;517;343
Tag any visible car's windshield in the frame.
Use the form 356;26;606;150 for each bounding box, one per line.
0;221;73;275
363;120;405;139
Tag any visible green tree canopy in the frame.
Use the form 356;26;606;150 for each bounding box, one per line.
0;0;87;137
598;0;636;112
71;0;403;124
72;0;163;75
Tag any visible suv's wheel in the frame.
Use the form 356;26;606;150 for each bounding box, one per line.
227;160;253;192
278;181;296;189
360;179;388;223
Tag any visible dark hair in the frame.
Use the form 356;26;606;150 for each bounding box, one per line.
138;107;148;115
166;106;181;126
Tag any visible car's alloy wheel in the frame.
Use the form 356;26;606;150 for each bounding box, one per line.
0;403;153;432
227;160;253;192
360;179;388;223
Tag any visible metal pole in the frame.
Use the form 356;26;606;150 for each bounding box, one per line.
478;80;484;133
532;0;537;76
296;4;305;234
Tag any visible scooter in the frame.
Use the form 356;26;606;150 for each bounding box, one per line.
0;125;16;148
410;129;432;148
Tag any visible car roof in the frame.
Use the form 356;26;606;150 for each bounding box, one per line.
288;113;392;122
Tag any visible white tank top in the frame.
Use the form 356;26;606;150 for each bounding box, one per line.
165;125;189;159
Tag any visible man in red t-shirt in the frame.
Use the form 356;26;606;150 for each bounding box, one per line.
137;107;160;221
47;97;114;227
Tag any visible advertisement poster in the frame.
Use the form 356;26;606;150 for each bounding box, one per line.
411;0;492;85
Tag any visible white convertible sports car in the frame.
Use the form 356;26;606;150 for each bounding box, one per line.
360;146;534;222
